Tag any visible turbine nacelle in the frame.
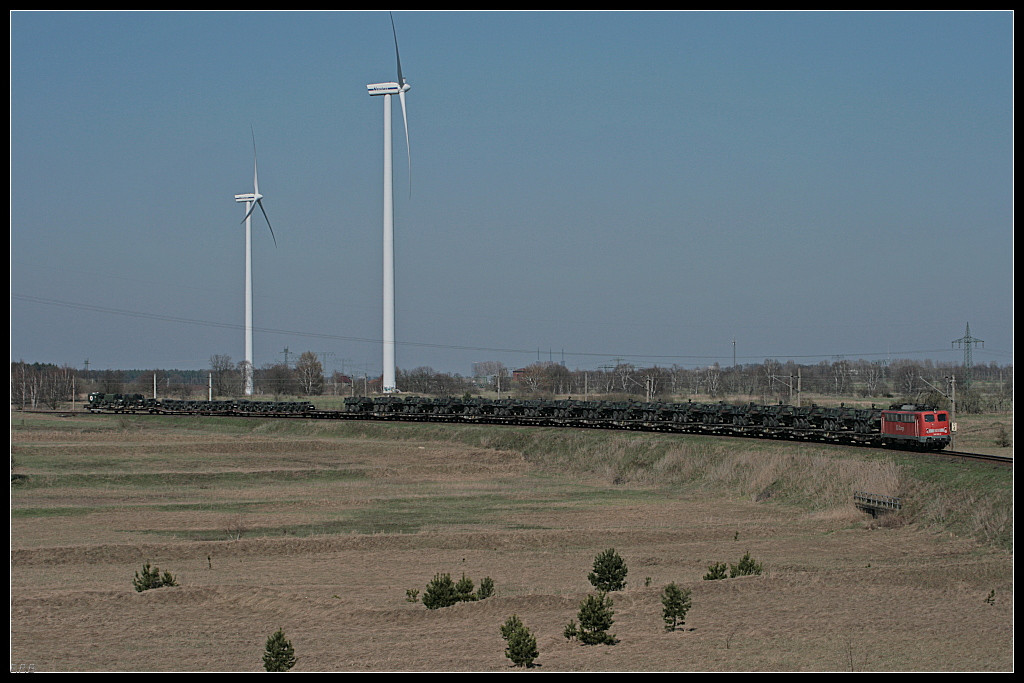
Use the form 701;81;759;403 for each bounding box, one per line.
236;132;276;247
367;82;402;96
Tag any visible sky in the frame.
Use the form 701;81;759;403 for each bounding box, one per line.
10;10;1014;379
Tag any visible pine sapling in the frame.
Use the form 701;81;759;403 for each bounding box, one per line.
588;548;628;592
661;582;692;632
501;614;525;641
566;592;617;645
422;573;459;610
501;615;538;668
730;552;763;577
703;562;727;581
476;576;495;600
505;624;538;668
262;628;296;672
455;573;477;602
132;562;177;592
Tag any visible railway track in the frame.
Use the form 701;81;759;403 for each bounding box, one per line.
934;450;1013;467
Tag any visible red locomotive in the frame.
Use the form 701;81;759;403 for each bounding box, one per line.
880;404;951;450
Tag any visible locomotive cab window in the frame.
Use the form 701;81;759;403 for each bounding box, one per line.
925;414;935;422
937;414;947;421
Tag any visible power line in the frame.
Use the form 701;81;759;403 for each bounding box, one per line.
12;293;998;364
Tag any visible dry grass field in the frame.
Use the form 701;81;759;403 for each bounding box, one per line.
10;410;1013;671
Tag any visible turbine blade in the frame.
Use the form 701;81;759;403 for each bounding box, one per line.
252;155;260;197
398;89;411;197
251;125;260;195
391;12;405;87
257;199;277;248
241;202;256;224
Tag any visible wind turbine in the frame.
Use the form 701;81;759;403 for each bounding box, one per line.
367;12;411;394
234;130;276;396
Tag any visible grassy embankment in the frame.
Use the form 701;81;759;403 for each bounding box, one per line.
11;409;1011;549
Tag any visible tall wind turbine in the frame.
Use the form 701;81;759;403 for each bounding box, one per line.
234;130;276;396
367;12;411;394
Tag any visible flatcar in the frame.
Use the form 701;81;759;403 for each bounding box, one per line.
880;403;951;451
84;392;952;453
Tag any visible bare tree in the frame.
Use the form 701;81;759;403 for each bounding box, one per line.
11;362;77;409
326;370;351;396
295;351;324;396
259;363;296;399
831;359;853;396
40;366;76;409
761;359;785;401
891;359;921;396
857;360;887;397
613;362;636;394
210;355;242;397
548;363;572;395
639;366;668;400
702;365;723;398
473;361;511;394
398;366;433;393
595;368;617;394
11;361;42;409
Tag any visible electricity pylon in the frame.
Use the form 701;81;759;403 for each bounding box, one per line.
951;323;984;390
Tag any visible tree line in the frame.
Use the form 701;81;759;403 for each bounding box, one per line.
11;356;1013;413
10;352;341;407
208;352;340;398
500;358;1012;412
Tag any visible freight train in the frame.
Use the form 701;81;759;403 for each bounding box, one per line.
85;392;952;451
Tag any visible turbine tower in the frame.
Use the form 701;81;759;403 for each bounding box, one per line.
367;12;411;394
234;131;276;396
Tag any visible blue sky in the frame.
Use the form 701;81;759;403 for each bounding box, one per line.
11;11;1013;378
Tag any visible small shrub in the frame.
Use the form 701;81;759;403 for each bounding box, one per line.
477;576;495;600
730;552;763;577
564;592;616;645
563;619;577;640
405;588;419;603
501;615;538;668
501;614;525;641
661;582;692;632
588;548;628;592
422;573;459;610
422;572;495;607
262;628;296;672
506;625;538;668
132;562;177;592
703;562;727;581
455;573;477;602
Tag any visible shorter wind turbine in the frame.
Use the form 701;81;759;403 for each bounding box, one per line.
234;131;276;396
